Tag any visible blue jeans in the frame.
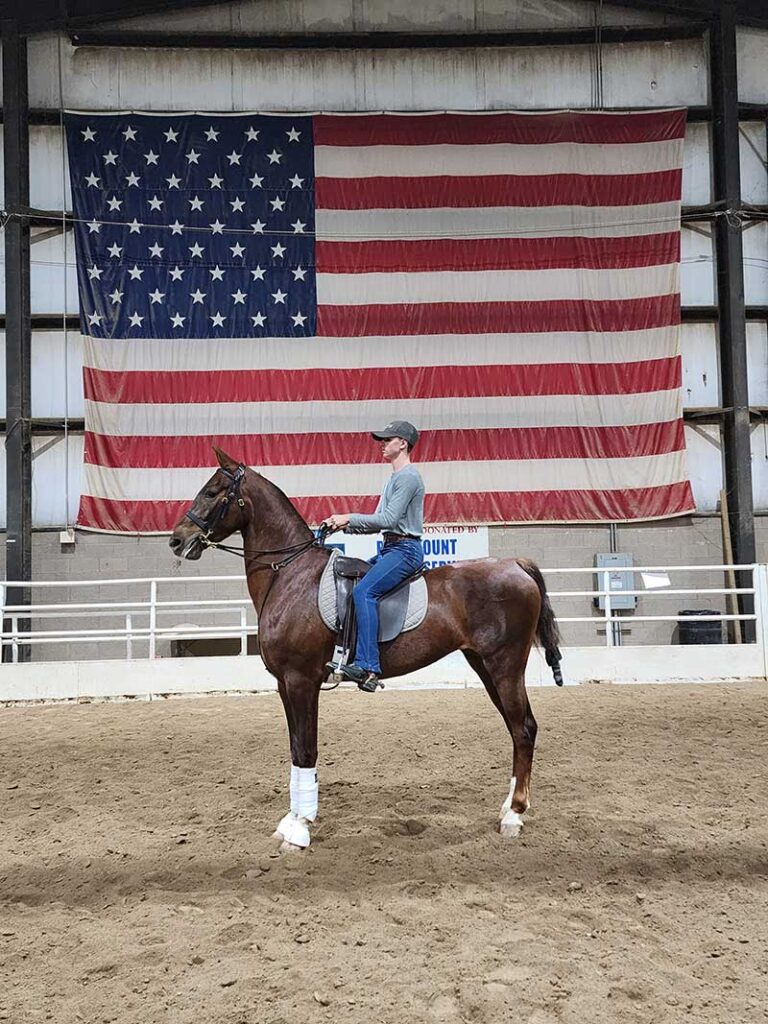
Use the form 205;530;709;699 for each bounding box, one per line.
352;538;424;675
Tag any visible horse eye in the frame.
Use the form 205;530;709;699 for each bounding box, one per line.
204;489;218;498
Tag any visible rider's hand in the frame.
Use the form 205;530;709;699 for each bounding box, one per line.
323;513;351;531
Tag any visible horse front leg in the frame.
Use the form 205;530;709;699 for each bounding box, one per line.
272;673;321;853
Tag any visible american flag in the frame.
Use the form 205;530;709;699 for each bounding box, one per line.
65;109;694;533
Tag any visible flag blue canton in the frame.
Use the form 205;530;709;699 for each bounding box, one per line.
65;112;316;339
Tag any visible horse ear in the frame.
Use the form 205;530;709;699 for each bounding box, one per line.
213;446;239;471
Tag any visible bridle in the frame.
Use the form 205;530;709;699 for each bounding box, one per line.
183;463;327;571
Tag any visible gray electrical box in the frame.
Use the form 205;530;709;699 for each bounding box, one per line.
594;553;636;610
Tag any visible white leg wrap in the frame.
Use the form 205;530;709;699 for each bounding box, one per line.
279;814;311;848
290;765;318;822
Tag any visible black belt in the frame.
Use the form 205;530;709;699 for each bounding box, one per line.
382;532;421;543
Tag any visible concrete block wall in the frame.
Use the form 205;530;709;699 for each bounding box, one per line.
1;516;766;662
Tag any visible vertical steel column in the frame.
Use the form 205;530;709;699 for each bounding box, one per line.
2;20;32;662
709;1;756;641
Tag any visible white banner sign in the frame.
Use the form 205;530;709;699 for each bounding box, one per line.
325;526;489;569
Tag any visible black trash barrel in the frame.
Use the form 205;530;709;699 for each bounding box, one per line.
677;609;723;645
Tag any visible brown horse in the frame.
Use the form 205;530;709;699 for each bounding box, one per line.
169;448;562;851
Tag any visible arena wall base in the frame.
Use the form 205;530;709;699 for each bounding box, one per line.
1;642;765;704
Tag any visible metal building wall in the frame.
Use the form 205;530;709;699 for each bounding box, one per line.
1;0;768;528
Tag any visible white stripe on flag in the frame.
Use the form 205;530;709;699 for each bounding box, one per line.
83;327;681;373
84;451;690;502
316;265;679;305
314;140;683;178
315;202;680;240
84;391;684;437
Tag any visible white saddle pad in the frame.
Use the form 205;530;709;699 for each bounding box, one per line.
318;549;428;634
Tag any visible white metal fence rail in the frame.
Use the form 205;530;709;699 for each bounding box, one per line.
0;563;761;663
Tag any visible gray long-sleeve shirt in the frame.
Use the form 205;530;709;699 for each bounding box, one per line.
347;464;425;537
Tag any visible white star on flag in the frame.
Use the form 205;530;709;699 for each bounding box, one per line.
128;219;142;234
209;173;224;189
87;265;103;280
189;196;205;211
144;149;159;165
122;126;138;140
149;289;165;304
87;219;101;233
107;243;123;258
109;289;123;304
210;311;226;327
270;197;285;212
107;196;122;211
189;242;205;258
231;289;247;304
251;220;265;234
245;126;260;141
286;127;301;142
271;289;287;304
291;220;306;233
164;127;179;142
251;312;266;326
209;219;225;234
227;151;242;165
249;173;264;188
128;265;143;280
186;149;200;164
204;126;220;141
81;126;96;141
271;242;286;258
125;172;141;187
170;313;186;328
289;174;304;189
103;151;117;165
166;173;181;189
251;266;266;280
85;172;100;187
170;220;184;235
190;289;206;304
267;149;282;164
128;311;144;326
291;311;308;326
148;195;164;211
292;266;307;281
229;242;246;258
229;197;245;212
210;265;225;281
87;311;103;326
169;266;184;281
148;242;164;259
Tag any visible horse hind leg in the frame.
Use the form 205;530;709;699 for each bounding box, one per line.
463;649;537;839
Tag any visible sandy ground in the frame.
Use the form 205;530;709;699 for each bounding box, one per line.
1;680;767;1024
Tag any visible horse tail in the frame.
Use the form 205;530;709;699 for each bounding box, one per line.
517;558;563;687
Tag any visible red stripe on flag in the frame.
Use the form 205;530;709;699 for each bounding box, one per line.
316;170;682;210
83;422;687;469
317;295;681;337
313;111;687;147
78;481;695;533
83;358;682;405
316;233;681;273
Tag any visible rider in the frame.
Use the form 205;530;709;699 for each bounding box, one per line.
323;420;425;693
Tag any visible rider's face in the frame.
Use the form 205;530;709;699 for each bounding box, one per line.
380;436;405;462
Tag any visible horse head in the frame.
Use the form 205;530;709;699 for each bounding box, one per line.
169;447;249;560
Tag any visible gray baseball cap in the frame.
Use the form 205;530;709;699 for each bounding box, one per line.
371;420;420;446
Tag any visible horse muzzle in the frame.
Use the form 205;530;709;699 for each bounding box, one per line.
169;532;205;560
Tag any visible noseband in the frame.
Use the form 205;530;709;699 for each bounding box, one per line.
184;464;246;538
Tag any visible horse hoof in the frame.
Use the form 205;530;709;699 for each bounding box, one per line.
279;839;306;854
499;809;524;839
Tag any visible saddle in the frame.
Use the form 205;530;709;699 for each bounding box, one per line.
318;549;428;673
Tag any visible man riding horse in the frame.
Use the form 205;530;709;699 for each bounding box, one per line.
323;420;425;694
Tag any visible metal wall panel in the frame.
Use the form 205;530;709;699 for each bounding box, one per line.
0;232;78;316
681;323;719;407
0;332;84;418
684;423;721;511
744;222;768;306
738;28;768;103
100;0;683;35
0;434;83;528
681;225;716;306
23;34;708;111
